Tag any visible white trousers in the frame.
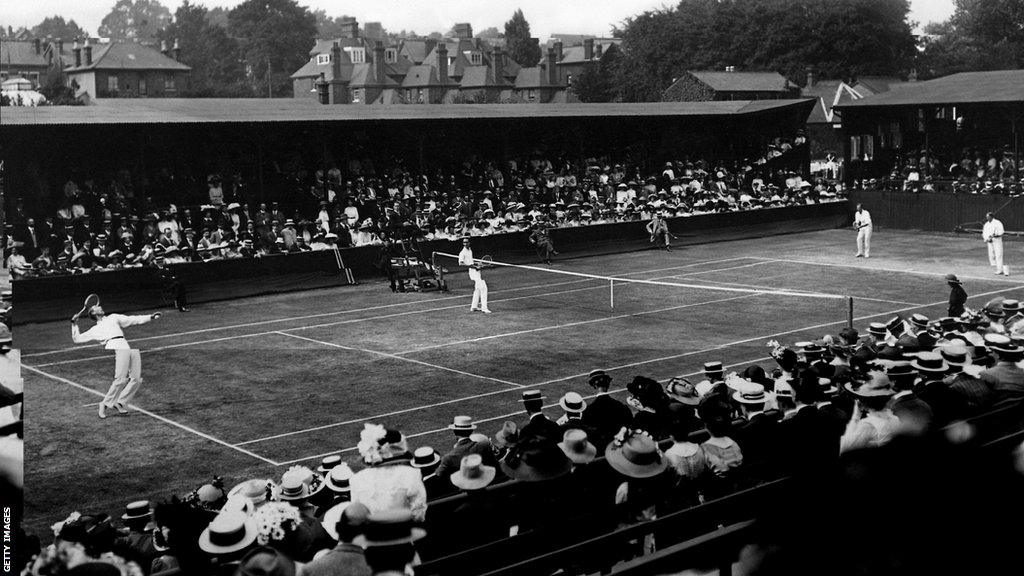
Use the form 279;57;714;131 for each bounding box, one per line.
471;279;489;311
988;238;1008;273
103;349;142;407
857;226;872;256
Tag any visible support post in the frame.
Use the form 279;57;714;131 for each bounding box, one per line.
848;297;854;329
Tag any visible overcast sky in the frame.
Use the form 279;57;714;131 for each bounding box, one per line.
2;0;956;39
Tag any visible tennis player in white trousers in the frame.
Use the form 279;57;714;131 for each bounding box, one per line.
853;204;872;258
983;212;1009;275
458;238;491;313
71;305;162;418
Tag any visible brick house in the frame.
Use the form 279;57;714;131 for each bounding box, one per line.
546;36;621;86
0;38;71;88
663;69;799;101
64;39;191;99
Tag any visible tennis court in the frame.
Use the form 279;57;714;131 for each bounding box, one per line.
18;227;1024;532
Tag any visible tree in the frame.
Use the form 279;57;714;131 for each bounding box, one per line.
31;16;87;40
918;0;1024;77
478;26;502;39
228;0;318;98
38;67;83;105
571;43;622;102
159;1;250;97
504;9;541;67
99;0;172;40
312;9;346;38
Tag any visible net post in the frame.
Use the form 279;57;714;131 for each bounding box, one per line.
847;296;854;329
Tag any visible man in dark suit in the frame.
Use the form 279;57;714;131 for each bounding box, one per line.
912;352;968;427
434;416;494;482
581;370;632;447
888;363;933;435
519;390;561;442
980;338;1024;405
14;218;41;260
779;374;841;473
113;500;160;574
731;382;780;474
942;346;991;416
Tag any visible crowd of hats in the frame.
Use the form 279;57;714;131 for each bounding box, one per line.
11;149;840;278
858;146;1024;194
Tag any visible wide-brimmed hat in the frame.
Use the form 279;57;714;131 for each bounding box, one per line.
732;381;767;404
605;432;668;479
588;369;612;387
320;501;370;542
665;377;700;405
198;510;258;554
228;479;276;508
121;500;151;523
493;421;519;449
845;373;896;398
276;467;324;501
450;454;496;490
911;351;949;374
945;274;962;285
324;463;354;494
500;440;572;482
353;509;426;547
557;429;597;464
559;392;587;413
448;415;477;433
410;446;441;468
234;545;297;576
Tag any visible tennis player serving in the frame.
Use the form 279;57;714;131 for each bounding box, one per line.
458;238;492;314
70;295;162;419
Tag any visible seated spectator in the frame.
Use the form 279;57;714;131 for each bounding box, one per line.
350;425;427;521
840;372;901;452
308;501;371;576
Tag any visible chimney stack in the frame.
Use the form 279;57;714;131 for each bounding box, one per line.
546;46;557;85
331;41;342;81
315;72;329;104
84;38;92;66
437;43;448;84
583;38;594;60
33;38;41;54
595;43;603;59
491;46;501;83
172;38;180;61
805;67;815;87
340;17;359;39
57;38;64;56
374;40;386;85
73;40;81;67
554;41;563;62
453;23;473;39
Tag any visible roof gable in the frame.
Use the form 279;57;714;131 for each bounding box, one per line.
65;42;190;73
688;71;791;92
401;65;441;88
1;41;50;67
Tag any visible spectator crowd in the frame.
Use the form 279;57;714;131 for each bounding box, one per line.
5;149;842;279
865;146;1024;194
19;292;1024;575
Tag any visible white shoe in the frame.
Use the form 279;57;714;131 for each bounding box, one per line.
114;403;129;414
482;309;492;314
98;405;107;419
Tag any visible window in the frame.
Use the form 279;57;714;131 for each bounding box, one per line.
528;89;536;101
470;51;482;65
164;74;176;91
107;75;119;92
29;72;39;86
352;88;362;103
317;53;331;65
139;76;147;95
385;48;397;63
347;47;366;63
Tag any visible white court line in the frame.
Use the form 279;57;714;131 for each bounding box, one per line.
659;260;776;277
235;283;1024;449
273;357;771;466
659;276;926;308
754;257;1024;284
24;364;279;466
393;293;758;356
274;331;525;389
24;256;757;358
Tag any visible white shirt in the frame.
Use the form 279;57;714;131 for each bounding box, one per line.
853;209;872;228
983;219;1004;241
458;247;474;267
72;314;153;349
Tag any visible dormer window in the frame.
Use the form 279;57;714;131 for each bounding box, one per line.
384;48;397;63
346;47;366;64
470;51;482;65
316;54;331;65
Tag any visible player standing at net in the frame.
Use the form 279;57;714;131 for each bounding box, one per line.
71;305;162;418
458;238;492;314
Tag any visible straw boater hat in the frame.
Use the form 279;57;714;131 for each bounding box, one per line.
557;429;597;464
867;322;888;338
410;447;441;469
317;455;343;475
227;479;276;509
909;313;930;331
198;510;258;555
605;431;668;479
324;463;354;494
939;344;970;367
732;381;767;404
353;509;426;547
276;467;325;502
450;454;496;490
558;392;587;413
448;415;477;434
911;351;949;375
121;500;152;523
703;361;724;376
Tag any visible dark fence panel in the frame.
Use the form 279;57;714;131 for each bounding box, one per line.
848;189;1024;232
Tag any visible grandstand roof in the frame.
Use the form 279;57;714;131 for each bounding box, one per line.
837;70;1024;108
0;98;814;126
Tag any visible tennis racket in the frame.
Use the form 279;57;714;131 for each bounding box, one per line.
479;255;495;269
73;293;100;321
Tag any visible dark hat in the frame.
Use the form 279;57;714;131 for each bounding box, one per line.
845;372;895;398
802;343;825;358
886;364;917;380
605;431;667;478
945;274;962;284
558;429;597;464
353;509;426;547
519;390;545;404
588;369;612;387
121;500;152;522
500;439;572;482
703;361;724;374
886;315;906;336
234;546;297;576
